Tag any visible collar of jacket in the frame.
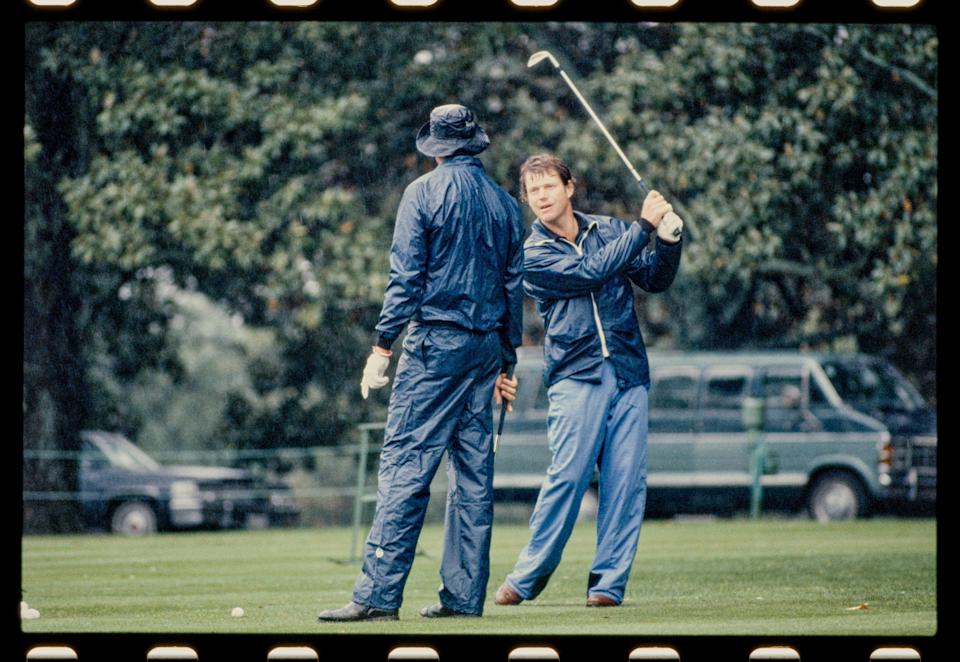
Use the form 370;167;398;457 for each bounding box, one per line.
530;210;599;245
438;154;484;169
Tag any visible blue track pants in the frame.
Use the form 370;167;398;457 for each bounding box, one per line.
504;360;649;604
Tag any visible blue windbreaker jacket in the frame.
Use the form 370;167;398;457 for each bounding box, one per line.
523;211;682;389
376;155;525;368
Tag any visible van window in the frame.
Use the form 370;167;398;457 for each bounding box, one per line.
822;358;925;412
651;371;699;410
762;370;803;409
702;370;750;409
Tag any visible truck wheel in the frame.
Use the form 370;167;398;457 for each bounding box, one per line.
807;471;866;522
110;501;158;535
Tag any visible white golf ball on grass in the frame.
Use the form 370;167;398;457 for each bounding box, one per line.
231;607;244;618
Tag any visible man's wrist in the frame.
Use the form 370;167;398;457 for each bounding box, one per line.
372;345;392;357
375;332;397;353
639;218;657;233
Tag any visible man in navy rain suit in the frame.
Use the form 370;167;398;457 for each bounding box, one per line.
318;104;525;622
493;153;682;609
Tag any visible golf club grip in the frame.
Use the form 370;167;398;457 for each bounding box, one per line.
633;176;652;199
493;366;515;453
636;178;683;236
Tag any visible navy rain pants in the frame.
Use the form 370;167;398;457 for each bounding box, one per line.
352;324;501;615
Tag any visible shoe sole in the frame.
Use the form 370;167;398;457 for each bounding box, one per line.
317;614;399;622
318;617;398;622
585;601;620;607
420;605;480;618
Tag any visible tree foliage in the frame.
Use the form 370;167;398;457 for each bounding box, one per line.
23;22;937;525
537;23;936;396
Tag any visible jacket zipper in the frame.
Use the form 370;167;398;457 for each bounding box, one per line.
559;225;610;358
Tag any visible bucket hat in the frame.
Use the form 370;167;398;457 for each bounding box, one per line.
415;104;490;157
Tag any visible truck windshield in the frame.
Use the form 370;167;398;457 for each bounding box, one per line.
821;358;926;412
86;433;162;471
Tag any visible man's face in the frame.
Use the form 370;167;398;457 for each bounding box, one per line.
524;169;574;226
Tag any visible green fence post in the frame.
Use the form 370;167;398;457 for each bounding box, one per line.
351;425;370;563
742;397;767;520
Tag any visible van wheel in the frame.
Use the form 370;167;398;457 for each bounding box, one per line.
806;471;866;522
110;501;158;535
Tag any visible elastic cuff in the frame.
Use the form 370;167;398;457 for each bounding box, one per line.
656;234;682;248
376;334;396;351
638;218;657;233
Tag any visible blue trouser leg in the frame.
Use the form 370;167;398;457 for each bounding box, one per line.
587;383;649;604
503;364;617;600
504;362;649;603
438;351;499;615
352;326;499;612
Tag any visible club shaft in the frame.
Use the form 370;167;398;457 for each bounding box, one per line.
557;69;651;198
556;64;685;232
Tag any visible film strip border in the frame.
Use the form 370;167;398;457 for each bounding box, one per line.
16;0;944;661
16;637;939;661
17;0;939;21
18;0;934;7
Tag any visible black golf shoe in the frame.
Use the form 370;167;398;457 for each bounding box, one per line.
317;601;398;622
419;603;480;618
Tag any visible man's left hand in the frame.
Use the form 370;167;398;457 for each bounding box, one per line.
657;212;683;243
494;372;519;413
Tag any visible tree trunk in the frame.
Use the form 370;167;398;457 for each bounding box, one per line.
23;26;90;533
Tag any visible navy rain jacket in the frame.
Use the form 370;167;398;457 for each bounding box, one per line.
523;211;682;389
376;155;525;369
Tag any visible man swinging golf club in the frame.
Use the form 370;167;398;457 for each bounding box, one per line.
493;153;682;609
318;104;524;622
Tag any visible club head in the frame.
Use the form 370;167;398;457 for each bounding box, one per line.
527;50;559;69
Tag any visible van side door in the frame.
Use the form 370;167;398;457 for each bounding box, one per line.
756;365;825;490
648;366;700;486
693;365;753;487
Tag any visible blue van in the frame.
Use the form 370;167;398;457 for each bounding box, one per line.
493;348;936;521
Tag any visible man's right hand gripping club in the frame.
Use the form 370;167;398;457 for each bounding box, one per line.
494;371;519;413
360;346;392;399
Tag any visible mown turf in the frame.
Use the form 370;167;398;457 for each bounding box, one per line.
20;517;936;635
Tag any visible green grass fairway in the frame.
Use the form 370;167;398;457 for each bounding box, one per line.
21;517;936;635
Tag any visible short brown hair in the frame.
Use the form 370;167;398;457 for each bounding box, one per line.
518;153;576;203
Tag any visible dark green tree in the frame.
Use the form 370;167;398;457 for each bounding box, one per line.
23;22;937;530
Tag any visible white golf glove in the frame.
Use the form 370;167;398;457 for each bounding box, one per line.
360;350;391;399
657;212;683;243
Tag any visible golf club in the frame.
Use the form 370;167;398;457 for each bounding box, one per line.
527;49;684;238
493;366;515;454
